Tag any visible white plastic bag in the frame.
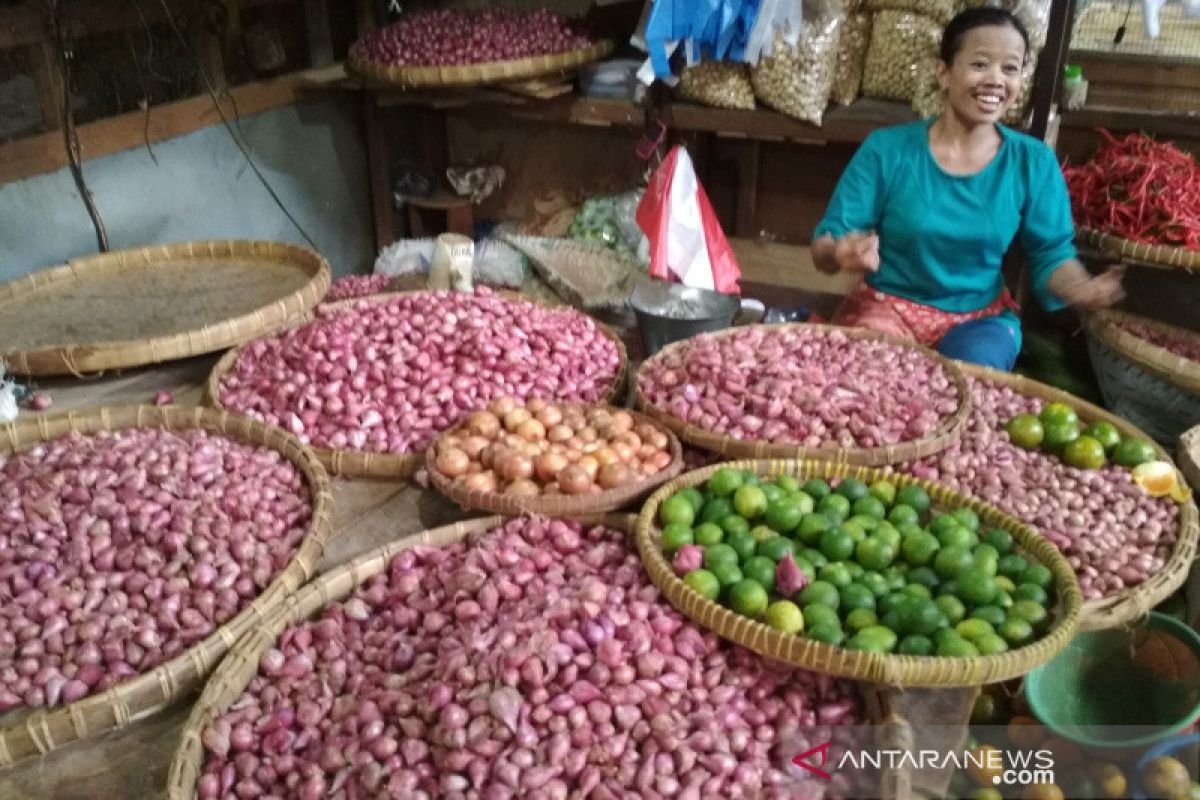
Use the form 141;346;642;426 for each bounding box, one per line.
744;0;805;64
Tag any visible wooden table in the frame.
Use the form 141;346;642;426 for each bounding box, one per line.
0;355;473;799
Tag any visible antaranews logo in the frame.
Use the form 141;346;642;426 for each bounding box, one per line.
793;743;1055;788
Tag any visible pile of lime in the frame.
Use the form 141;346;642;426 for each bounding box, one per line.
1005;402;1156;471
658;468;1057;657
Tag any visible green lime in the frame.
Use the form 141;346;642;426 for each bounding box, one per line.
1039;401;1079;429
957;568;997;606
952;508;980;532
935;595;966;625
704;544;740;571
884;568;909;591
955;618;995;642
733;485;769;519
1064;436;1107;470
840;520;869;543
970;605;1007;627
970;691;1005;725
847;514;882;533
899;598;946;636
807;622;844;646
659;494;696;527
796;513;833;546
888;504;920;527
791;491;815;515
906;566;940;590
897;634;934;655
994;591;1013;610
974;633;1009;655
661;523;694;555
800;548;828;570
1006;413;1045;450
678;487;705;514
873;522;901;550
683;569;720;601
761;484;786;505
741;469;761;485
896;521;925;539
937;579;959;598
994;575;1016;595
1113;437;1157;468
835;477;870;502
700;497;733;525
937;635;979;657
743;556;777;593
819;562;853;589
776;475;801;494
757;536;798;562
1011;600;1048;627
749;525;776;543
902;532;940;567
765;498;805;534
1042;422;1080;454
726;529;757;563
840;583;877;614
998;553;1029;579
999;617;1034;646
804;603;842;630
693;522;725;547
845;561;865;579
817;494;851;523
764;600;805;634
819;527;855;562
706;467;744;498
973;545;1000;575
934;545;974;580
720;514;751;539
879;591;913;617
852;496;887;520
845;608;878;632
870;480;897;507
802;479;832;501
982;528;1014;554
896;485;931;514
1082;421;1121;453
848;625;898;653
710;561;744;588
1020;564;1053;590
934;520;976;550
932;627;962;647
856;537;896;571
1014;583;1048;605
727;579;769;618
856;571;890;598
800;580;841;610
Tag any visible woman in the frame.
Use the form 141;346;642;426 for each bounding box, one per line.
812;7;1124;370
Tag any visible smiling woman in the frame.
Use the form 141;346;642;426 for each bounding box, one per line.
810;7;1126;372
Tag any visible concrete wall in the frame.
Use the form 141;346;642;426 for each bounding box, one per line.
0;96;375;283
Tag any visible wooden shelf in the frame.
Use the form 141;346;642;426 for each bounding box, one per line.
665;98;917;145
1061;105;1200;140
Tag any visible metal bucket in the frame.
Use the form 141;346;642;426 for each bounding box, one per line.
629;279;764;355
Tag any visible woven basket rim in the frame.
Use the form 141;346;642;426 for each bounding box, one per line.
0;404;333;768
634;322;973;467
1085;309;1200;396
635;458;1084;688
0;240;330;377
347;40;613;88
1077;226;1200;271
166;513;905;800
1181;425;1200;492
961;362;1200;633
426;404;684;516
205;290;628;478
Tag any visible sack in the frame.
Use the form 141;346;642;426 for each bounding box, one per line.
750;14;842;125
861;10;941;102
678;61;756;109
831;11;872;105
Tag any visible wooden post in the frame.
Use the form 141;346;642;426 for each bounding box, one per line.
30;38;64;133
302;0;333;67
363;93;396;249
1030;0;1076;141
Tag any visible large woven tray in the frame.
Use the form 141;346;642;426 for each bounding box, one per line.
498;234;642;313
167;513;913;800
1077;226;1200;272
635;459;1083;688
426;405;684;516
0;405;333;768
0;241;330;377
1085;309;1200;396
347;40;612;88
961;363;1200;632
634;323;972;467
206;291;628;479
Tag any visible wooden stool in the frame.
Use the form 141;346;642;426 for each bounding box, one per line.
406;191;474;238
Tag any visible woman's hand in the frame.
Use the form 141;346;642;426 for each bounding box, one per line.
835;232;881;273
1059;265;1127;310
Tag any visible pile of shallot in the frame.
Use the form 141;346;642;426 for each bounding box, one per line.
431;398;675;498
322;274;391;304
217;288;622;455
354;9;593;68
197;518;863;799
898;376;1181;600
638;325;961;449
0;429;312;712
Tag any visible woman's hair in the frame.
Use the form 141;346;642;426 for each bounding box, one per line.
940;7;1030;64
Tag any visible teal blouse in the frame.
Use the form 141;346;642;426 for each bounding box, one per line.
814;118;1076;313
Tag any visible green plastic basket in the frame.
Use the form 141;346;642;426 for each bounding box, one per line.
1026;612;1200;749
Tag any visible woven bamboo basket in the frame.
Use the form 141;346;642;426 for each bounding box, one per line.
635;459;1083;688
347;40;612;88
498;234;642;313
206;290;628;479
634;323;973;467
0;240;330;377
0;405;333;768
1085;310;1200;396
960;363;1200;632
1077;227;1200;272
426;405;684;516
167;513;914;800
1183;425;1200;492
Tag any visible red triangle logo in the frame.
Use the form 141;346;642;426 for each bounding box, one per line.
792;740;833;780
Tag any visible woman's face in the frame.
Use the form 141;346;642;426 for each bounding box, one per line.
937;25;1026;125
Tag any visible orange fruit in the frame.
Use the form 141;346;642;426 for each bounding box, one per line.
1132;461;1189;500
1092;764;1127;799
1114;437;1158;467
1006;414;1045;450
1039;402;1079;429
1144;757;1191;800
1063;436;1107;470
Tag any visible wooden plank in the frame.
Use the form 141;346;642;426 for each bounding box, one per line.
29;40;63;133
665;98;916;146
1060;104;1200;139
1074;53;1200;90
0;66;331;184
362;92;395;250
731;140;761;238
729;238;859;296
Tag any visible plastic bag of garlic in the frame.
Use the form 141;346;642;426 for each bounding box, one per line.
677;61;756;110
831;10;873;105
861;9;942;102
910;50;1039;126
749;6;844;126
960;0;1053;48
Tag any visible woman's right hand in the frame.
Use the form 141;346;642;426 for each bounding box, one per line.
835;232;881;273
